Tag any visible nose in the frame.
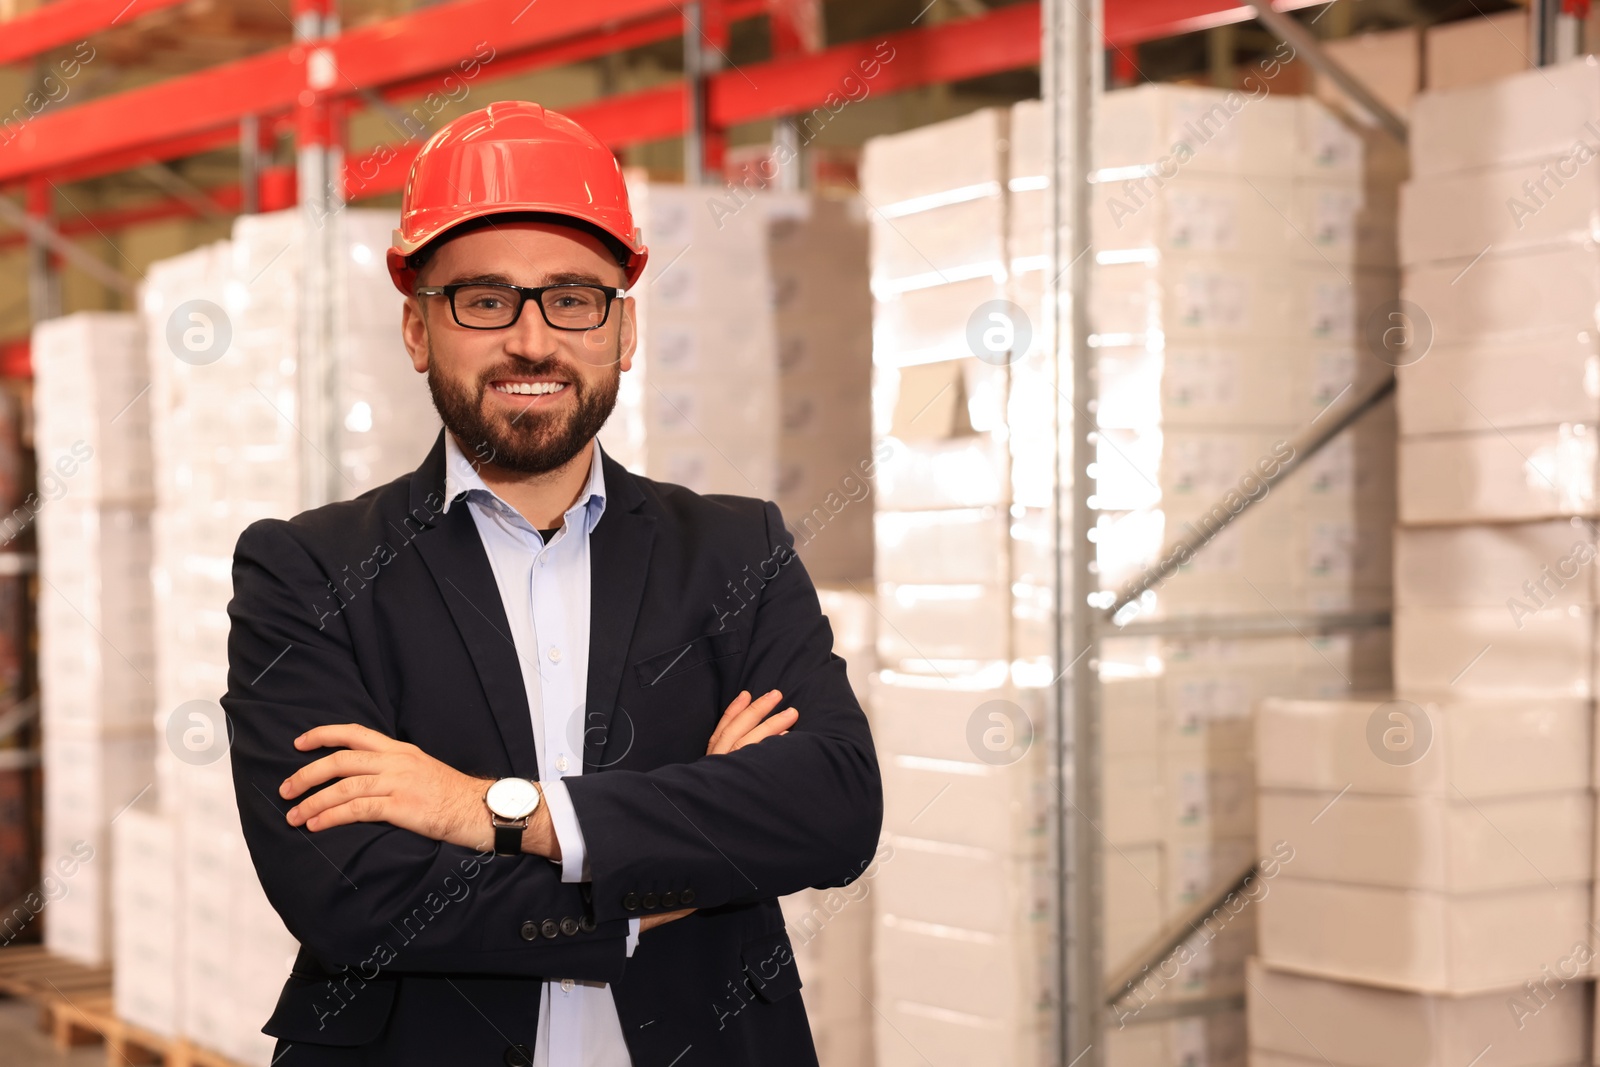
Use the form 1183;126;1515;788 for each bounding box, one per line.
502;295;561;361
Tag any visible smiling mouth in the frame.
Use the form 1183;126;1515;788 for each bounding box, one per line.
492;380;569;397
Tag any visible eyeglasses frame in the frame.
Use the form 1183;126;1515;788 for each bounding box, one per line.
414;281;627;332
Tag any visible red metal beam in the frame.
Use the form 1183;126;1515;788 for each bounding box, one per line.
711;1;1039;123
0;0;191;67
344;3;1042;199
0;0;684;186
0;339;28;380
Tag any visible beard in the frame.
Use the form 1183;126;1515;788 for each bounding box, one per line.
426;344;621;475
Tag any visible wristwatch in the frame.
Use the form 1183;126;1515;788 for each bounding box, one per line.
485;777;541;856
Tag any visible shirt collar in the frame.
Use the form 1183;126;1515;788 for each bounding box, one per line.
441;431;608;536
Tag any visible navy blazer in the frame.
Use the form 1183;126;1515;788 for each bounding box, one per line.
221;428;883;1066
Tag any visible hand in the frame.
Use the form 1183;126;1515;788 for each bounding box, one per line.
280;723;494;851
707;689;798;756
640;908;696;935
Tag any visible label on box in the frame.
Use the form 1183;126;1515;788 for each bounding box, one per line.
1177;271;1249;331
1166;191;1240;251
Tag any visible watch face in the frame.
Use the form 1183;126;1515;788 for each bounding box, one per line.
486;777;539;819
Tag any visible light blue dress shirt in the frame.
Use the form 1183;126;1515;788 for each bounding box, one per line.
442;430;637;1067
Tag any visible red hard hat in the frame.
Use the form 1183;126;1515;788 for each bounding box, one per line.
386;101;648;294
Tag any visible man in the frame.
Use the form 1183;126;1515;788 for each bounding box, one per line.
222;101;882;1067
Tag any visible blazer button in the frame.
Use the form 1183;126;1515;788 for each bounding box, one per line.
580;915;597;932
680;888;696;905
504;1044;532;1066
541;919;560;939
520;921;538;941
642;892;659;909
560;916;579;936
661;891;679;908
622;892;640;911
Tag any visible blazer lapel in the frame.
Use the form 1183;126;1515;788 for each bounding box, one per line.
407;429;542;778
584;449;656;772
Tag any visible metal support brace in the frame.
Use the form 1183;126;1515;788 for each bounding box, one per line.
1244;0;1409;145
1106;609;1390;640
1104;372;1396;623
136;161;227;220
240;114;262;215
0;195;133;296
1104;862;1259;1006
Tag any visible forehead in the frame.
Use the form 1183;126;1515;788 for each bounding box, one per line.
426;220;620;283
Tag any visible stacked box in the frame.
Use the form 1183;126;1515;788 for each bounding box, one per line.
613;180;780;499
112;807;179;1034
863;106;1054;1067
607;182;874;584
1093;86;1399;620
1089;87;1400;1062
31;312;156;966
1246;60;1600;1064
138;208;433;1065
780;585;878;1067
768;195;875;584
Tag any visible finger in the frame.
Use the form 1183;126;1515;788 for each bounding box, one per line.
287;774;384;826
708;689;779;750
706;690;753;753
298;793;389;832
709;690;784;756
730;707;799;751
281;749;386;798
294;723;400;754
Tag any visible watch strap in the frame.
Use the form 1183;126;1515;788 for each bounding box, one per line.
492;815;526;856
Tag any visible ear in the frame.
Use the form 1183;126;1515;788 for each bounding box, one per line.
617;295;638;374
401;297;430;374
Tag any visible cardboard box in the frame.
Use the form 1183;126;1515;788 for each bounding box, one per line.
1255;697;1592;797
1394;604;1594;697
1402;241;1600;349
1258;877;1590;993
1096;84;1299;177
1394;521;1597;608
1425;11;1529;92
1410;56;1600;178
1395;333;1599;436
1246;957;1590;1067
1259;788;1592;891
1400;161;1600;266
1399;427;1599;525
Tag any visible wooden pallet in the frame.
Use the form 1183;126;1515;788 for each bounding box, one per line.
0;945;249;1066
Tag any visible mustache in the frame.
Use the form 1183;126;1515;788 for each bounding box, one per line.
476;357;572;385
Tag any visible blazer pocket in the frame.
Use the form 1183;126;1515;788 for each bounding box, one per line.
740;930;803;1004
632;628;745;688
262;972;398;1046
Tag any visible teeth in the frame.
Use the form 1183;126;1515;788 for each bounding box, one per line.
494;381;567;396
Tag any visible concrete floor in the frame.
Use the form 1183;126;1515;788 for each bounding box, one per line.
0;999;103;1066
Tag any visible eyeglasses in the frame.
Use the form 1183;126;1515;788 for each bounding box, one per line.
415;282;625;331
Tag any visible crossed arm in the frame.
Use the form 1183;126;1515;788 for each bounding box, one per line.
277;688;799;935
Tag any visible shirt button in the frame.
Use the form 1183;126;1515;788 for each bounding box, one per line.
561;979;575;993
555;755;570;773
548;647;562;662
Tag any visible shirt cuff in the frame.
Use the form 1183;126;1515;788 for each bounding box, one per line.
539;779;590;883
626;918;641;957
